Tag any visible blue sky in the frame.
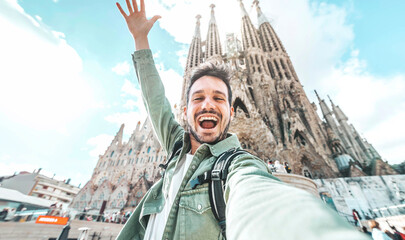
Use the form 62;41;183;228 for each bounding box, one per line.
0;0;404;186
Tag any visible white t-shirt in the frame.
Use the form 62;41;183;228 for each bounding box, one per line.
144;153;194;240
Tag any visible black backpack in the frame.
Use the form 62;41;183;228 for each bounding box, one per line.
159;140;247;239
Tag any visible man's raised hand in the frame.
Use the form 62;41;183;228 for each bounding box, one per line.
116;0;161;50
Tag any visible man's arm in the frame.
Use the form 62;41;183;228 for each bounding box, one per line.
117;0;183;152
224;156;370;240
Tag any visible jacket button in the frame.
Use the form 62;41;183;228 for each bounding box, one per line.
197;204;202;210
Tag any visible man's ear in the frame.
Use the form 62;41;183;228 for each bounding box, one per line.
183;106;187;121
230;106;234;120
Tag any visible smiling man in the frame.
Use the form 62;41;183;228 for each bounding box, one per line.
185;65;234;150
115;0;370;240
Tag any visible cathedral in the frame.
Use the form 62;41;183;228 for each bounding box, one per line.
70;0;397;216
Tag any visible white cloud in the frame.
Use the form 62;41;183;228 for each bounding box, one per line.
155;63;183;108
105;111;147;137
106;62;182;138
105;79;148;136
87;134;114;158
112;61;131;76
153;51;161;59
176;47;188;69
0;161;36;177
121;79;142;97
0;0;96;133
123;99;139;110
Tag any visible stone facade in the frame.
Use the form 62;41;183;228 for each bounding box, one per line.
70;1;398;214
315;175;405;219
70;121;166;215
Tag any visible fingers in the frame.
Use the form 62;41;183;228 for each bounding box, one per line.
125;0;133;14
150;15;161;25
140;0;145;12
116;2;128;18
132;0;138;12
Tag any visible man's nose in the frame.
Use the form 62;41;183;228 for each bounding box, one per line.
201;98;215;110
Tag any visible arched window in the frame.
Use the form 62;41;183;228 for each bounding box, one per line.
110;151;115;157
233;98;250;118
294;131;306;146
147;147;151;153
128;148;133;155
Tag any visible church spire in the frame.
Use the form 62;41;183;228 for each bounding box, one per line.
205;4;222;60
239;0;262;49
327;95;367;163
253;0;268;26
185;15;203;70
238;0;249;17
328;95;348;122
254;0;285;53
315;90;340;134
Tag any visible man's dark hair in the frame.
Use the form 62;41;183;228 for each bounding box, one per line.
186;62;232;106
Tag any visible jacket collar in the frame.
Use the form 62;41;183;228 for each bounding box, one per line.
183;132;241;157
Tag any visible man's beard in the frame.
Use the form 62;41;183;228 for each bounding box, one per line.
188;119;231;145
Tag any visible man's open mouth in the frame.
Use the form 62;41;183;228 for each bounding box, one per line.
198;116;218;129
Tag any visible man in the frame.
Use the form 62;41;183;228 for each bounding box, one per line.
115;0;369;239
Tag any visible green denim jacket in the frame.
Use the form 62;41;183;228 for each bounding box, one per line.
116;49;370;240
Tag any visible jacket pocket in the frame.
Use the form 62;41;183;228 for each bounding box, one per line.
177;186;222;240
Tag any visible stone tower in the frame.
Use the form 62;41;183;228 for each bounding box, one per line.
180;0;340;178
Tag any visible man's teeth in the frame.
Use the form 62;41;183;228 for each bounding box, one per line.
199;116;218;122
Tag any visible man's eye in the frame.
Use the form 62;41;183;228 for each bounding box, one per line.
215;97;224;101
193;97;203;101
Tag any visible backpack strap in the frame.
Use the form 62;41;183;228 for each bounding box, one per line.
210;148;247;239
189;148;248;239
159;140;183;176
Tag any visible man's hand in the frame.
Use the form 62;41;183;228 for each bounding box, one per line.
116;0;161;50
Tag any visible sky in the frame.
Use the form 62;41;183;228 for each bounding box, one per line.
0;0;404;187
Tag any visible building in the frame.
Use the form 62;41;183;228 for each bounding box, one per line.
0;169;80;206
70;0;398;215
